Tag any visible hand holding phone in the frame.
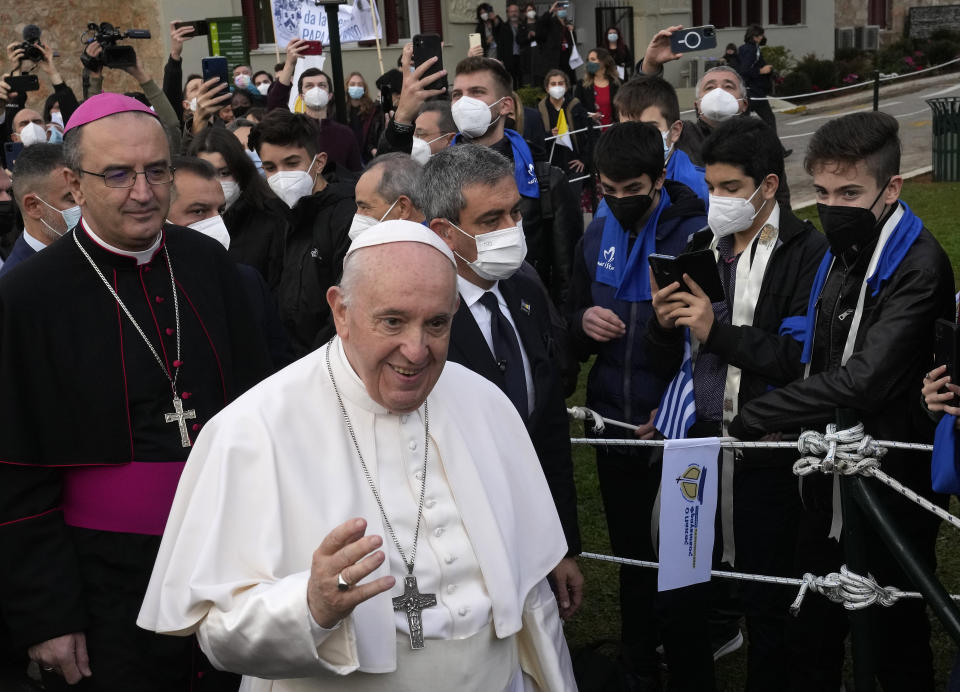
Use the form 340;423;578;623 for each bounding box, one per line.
412;34;447;93
669;25;718;54
173;20;209;37
201;56;229;88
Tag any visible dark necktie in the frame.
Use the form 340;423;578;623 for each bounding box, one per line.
478;291;528;419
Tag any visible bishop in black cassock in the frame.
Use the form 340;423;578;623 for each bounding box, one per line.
0;94;271;690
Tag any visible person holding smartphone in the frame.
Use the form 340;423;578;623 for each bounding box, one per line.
647;117;826;690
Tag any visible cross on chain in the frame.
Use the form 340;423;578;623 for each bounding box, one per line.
392;575;437;649
164;396;197;448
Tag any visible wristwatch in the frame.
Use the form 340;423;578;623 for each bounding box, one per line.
391;119;414;134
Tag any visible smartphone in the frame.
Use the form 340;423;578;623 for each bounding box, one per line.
670;25;718;53
201;56;229;88
301;40;323;56
935;319;960;403
4;74;39;93
4;141;24;170
648;250;724;303
412;33;447;92
173;20;209;37
468;33;482;51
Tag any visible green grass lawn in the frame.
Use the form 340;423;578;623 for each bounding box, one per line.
564;177;960;689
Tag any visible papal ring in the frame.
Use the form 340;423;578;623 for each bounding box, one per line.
337;572;351;592
42;665;56;672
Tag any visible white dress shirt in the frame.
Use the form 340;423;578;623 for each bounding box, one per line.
456;276;536;416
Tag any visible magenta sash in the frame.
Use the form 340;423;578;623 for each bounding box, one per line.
62;462;186;535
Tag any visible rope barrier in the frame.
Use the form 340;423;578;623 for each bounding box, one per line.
749;56;960;102
567;407;960;531
578;552;960;615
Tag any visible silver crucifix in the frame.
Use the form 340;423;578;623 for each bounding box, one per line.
164;396;196;448
392;575;437;649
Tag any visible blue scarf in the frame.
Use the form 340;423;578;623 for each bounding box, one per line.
666;149;709;207
452;129;540;198
799;201;923;363
594;186;670;302
932;414;960;494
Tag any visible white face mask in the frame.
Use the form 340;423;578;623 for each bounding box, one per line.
256;82;270;96
527;10;536;18
19;122;47;147
189;97;198;112
50;111;64;127
348;198;400;241
708;185;764;239
450;218;527;281
480;12;489;20
36;196;80;237
451;96;504;139
186;214;232;251
411;133;450;165
303;86;330;110
221;180;241;209
548;85;566;100
699;87;741;123
267;155;318;208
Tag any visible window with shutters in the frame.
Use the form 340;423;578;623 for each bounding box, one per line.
697;0;797;27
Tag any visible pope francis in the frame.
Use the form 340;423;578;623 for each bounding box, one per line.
138;221;577;691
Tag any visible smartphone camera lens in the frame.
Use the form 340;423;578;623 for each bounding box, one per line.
704;27;715;37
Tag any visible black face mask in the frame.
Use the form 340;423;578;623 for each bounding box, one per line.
604;192;654;231
817;183;889;256
759;37;767;46
0;201;16;237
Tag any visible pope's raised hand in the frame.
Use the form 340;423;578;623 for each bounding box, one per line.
307;518;396;629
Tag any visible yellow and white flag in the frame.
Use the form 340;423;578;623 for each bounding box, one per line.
555;108;573;150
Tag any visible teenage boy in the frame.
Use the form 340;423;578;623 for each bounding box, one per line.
730;111;955;690
566;121;706;687
647;117;827;690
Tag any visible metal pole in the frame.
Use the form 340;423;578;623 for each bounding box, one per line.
849;475;960;645
837;409;877;691
873;70;880;112
323;2;347;124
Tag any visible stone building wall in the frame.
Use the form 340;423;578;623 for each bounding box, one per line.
1;2;166;114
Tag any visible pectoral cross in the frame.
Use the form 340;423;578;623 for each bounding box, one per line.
164;396;196;448
392;575;437;650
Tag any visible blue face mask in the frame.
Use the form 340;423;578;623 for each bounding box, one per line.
348;85;365;99
557;9;567;18
46;125;63;144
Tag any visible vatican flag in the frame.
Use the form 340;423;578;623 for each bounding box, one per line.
555;108;573;150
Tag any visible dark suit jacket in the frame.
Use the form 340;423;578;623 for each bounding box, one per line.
446;269;581;555
0;232;38;279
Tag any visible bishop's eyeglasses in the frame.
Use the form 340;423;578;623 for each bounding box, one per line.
79;164;176;188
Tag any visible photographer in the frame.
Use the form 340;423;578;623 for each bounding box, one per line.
1;38;79;149
84;42;183;153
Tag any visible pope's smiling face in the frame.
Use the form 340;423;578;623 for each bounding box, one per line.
329;241;459;414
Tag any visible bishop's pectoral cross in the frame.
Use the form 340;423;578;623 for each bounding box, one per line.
164;396;196;448
393;575;437;650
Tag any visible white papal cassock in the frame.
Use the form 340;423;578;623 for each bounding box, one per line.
138;337;576;691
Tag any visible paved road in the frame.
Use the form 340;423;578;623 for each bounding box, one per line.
770;73;960;208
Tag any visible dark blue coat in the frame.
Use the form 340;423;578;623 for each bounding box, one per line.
0;232;37;278
566;180;707;435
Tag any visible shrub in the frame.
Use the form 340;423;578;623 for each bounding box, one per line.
516;86;544;108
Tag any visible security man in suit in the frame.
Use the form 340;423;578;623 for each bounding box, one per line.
420;142;585;621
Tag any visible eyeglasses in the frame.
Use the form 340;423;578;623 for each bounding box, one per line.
79;165;175;188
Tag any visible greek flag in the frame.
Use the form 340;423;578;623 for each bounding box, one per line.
654;330;696;439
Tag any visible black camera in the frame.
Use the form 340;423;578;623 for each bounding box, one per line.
81;22;151;69
17;25;44;64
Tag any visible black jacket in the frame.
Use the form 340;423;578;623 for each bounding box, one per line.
533;13;572;82
446;266;581;554
646;209;828;464
573;80;620;124
278;173;356;357
223;195;287;292
732;213;955;495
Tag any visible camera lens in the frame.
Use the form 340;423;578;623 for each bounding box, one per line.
704;27;715;37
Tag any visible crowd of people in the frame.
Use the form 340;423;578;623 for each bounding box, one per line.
0;8;956;692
